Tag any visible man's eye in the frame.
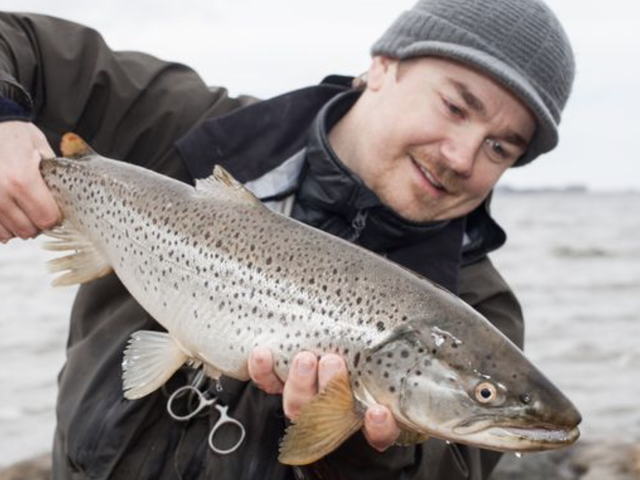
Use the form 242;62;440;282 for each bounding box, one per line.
486;139;508;160
444;99;464;118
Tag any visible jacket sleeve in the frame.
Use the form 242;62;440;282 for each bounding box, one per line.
0;11;252;176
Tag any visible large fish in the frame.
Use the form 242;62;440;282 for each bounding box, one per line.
40;133;581;465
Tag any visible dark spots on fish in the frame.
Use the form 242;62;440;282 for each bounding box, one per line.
451;343;459;349
354;380;360;388
376;321;386;332
401;350;410;359
354;352;361;368
424;359;431;367
383;372;389;378
512;374;518;380
431;349;437;355
386;352;394;359
415;370;422;376
389;386;396;393
376;359;382;365
486;354;493;361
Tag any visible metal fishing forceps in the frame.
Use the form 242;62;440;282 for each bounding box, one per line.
166;370;246;455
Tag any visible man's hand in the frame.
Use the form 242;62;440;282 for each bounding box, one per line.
248;347;400;452
0;121;60;243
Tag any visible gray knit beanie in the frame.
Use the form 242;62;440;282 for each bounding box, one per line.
371;0;575;166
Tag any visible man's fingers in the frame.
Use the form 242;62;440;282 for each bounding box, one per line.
282;352;318;420
15;173;61;231
362;405;401;452
317;354;347;391
248;346;284;395
0;223;12;244
0;198;40;239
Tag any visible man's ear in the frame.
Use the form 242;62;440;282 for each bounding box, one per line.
367;56;397;91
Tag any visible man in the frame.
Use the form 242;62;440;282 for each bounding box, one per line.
0;0;575;478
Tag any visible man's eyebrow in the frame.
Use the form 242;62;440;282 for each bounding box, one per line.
447;79;487;117
502;132;528;148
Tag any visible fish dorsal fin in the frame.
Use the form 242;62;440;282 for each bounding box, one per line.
60;133;96;159
278;372;365;465
195;165;262;206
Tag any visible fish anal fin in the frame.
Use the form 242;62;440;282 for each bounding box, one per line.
60;133;96;159
395;428;430;446
43;223;112;286
122;330;188;400
195;165;262;206
279;372;364;465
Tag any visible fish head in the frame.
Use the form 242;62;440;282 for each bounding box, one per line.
358;310;581;452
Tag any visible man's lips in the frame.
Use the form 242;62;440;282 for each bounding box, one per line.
410;156;447;194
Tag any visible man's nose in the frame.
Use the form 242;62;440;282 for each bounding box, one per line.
440;135;480;177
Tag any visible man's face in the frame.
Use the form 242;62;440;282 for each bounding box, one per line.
331;57;536;222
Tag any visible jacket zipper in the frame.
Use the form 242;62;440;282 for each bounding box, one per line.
348;209;369;242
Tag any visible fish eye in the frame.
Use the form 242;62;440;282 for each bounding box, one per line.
475;382;498;404
520;393;532;405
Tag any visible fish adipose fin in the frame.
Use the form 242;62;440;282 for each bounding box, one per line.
122;330;188;400
43;223;113;286
60;132;96;159
279;372;364;465
195;165;263;206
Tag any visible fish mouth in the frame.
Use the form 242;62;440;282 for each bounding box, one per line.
448;415;581;451
485;425;581;451
450;422;580;452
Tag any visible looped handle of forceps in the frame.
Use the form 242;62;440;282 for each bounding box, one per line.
166;383;213;421
208;404;246;455
165;370;246;454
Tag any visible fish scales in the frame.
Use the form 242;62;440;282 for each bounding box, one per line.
38;134;581;465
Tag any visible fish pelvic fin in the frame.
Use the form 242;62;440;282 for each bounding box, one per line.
43;223;113;286
395;428;430;446
195;165;263;206
122;330;188;400
60;133;96;159
278;372;365;465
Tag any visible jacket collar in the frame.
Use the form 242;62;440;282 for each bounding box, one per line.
293;89;454;253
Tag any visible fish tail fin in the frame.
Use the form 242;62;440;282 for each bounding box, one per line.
60;132;96;159
43;222;113;286
122;330;188;399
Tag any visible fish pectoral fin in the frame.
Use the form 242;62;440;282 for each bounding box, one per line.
195;166;263;206
395;428;430;446
122;330;188;400
43;223;112;287
278;372;364;466
60;132;96;159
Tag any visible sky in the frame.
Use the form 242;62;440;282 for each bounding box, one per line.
3;0;639;191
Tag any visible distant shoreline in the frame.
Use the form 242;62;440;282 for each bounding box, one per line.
495;184;640;194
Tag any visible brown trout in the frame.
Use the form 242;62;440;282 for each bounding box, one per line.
40;133;581;465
